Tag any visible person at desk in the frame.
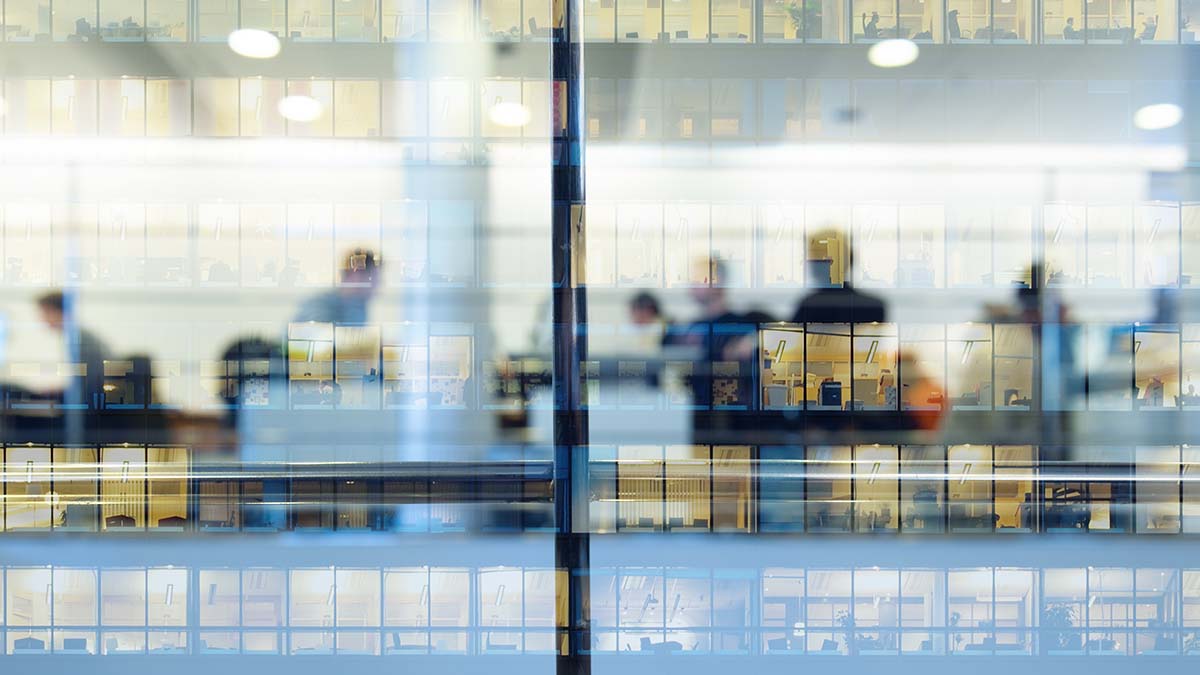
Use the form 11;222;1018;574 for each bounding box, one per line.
862;11;880;39
1139;15;1158;40
790;229;887;324
1063;17;1080;39
36;290;111;409
663;257;773;414
294;248;381;324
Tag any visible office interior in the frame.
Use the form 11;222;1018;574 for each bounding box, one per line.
0;0;1195;670
0;0;1191;42
0;551;1200;658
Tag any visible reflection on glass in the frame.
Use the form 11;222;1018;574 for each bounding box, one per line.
5;446;52;530
1135;324;1180;409
948;445;993;530
761;324;804;410
901;446;943;532
54;447;99;531
995;446;1037;530
806;324;850;410
806;445;851;531
1137;446;1181;532
855;445;898;531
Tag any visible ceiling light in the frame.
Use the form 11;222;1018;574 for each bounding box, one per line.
278;95;324;122
1134;103;1183;131
489;101;532;127
868;39;919;68
227;28;281;59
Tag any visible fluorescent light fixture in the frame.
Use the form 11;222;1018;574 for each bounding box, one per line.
489;101;532;128
25;460;33;484
865;340;879;364
326;585;335;606
165;583;174;606
867;39;919;68
959;463;972;484
121;460;131;484
419;584;429;607
495;584;506;606
960;342;974;365
278;96;324;123
227;29;281;59
1053;219;1066;243
774;339;787;364
1134;103;1183;131
868;461;881;484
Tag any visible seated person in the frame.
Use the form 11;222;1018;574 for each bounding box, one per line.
1063;17;1080;39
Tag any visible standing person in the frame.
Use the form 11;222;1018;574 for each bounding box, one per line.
36;290;110;410
791;228;887;325
294;248;382;324
664;257;772;436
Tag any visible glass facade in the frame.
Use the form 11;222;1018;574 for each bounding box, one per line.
0;0;1196;669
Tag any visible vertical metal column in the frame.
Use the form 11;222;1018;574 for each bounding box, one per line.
551;0;590;670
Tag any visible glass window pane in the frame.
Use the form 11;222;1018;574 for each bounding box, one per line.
199;570;241;626
901;446;944;533
101;569;146;626
855;445;898;531
806;446;851;531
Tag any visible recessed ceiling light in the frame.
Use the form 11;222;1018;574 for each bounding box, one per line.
228;28;281;59
278;95;324;122
489;101;532;127
1134;103;1183;131
868;39;919;68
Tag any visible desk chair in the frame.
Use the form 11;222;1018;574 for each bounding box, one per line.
527;17;552;37
105;514;137;528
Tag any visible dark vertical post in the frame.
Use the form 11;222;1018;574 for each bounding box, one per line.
551;0;590;672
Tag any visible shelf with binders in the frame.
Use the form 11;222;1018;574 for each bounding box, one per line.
0;445;190;532
588;443;754;533
381;323;473;410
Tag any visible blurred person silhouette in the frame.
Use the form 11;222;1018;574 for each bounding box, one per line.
217;336;288;530
1139;14;1158;40
218;337;287;429
791;228;886;324
862;11;880;39
976;262;1081;450
318;379;343;407
664;257;773;431
1063;16;1080;39
628;291;668;354
898;349;943;431
36;290;110;410
294;248;381;324
947;9;962;38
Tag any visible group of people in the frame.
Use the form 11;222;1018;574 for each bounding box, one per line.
623;231;892;434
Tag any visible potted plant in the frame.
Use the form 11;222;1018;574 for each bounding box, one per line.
1040;603;1077;653
835;609;856;654
784;0;821;40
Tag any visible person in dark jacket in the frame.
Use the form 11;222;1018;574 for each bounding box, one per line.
791;228;887;325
